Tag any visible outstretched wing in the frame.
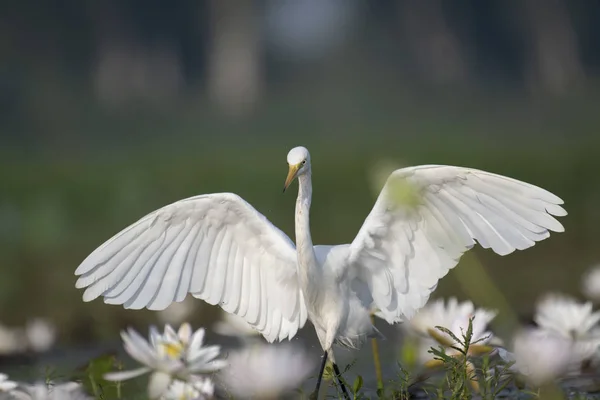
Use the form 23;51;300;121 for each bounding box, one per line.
75;192;307;342
346;165;566;323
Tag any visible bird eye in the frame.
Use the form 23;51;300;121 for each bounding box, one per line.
302;160;306;165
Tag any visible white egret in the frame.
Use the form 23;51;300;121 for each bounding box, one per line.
75;146;566;398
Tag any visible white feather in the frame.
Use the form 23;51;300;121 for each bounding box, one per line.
75;193;307;342
346;165;565;323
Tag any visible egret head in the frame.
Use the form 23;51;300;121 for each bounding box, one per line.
283;146;310;192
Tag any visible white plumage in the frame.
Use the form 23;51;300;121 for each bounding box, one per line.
75;192;306;343
75;146;566;365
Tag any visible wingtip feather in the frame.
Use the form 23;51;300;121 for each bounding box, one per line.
82;287;100;303
551;221;565;233
74;277;89;289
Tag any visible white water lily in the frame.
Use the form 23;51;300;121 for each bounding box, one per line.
535;293;600;339
582;265;600;302
3;381;92;400
160;379;214;400
0;324;26;355
25;318;56;353
219;342;314;398
105;323;226;399
534;293;600;362
0;318;55;356
405;297;498;364
0;374;17;392
507;328;578;387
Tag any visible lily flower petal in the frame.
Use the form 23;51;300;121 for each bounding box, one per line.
104;367;152;382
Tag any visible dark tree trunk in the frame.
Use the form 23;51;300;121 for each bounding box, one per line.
397;0;468;85
207;0;263;117
521;0;585;95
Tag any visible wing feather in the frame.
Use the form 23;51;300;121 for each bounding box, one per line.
227;246;244;314
237;257;251;318
174;223;202;302
347;165;566;323
206;228;231;305
190;226;216;295
102;237;163;303
148;221;195;310
257;266;269;333
127;224;186;310
75;193;307;342
220;242;238;311
246;260;261;324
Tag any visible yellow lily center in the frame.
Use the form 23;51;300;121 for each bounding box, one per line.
161;341;185;359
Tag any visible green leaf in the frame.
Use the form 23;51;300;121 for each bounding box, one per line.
434;326;462;346
79;353;119;399
344;359;357;373
465;316;474;345
323;364;334;381
429;345;452;362
470;333;491;346
353;375;363;395
493;376;513;397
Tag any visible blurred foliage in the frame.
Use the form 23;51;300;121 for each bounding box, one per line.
1;81;600;345
1;3;600;398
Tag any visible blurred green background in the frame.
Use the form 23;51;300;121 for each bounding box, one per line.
1;0;600;347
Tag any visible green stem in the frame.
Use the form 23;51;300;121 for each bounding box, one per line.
88;374;99;398
370;313;384;392
453;253;519;336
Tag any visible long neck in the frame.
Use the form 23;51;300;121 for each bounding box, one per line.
295;172;319;285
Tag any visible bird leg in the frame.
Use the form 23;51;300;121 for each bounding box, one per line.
332;362;350;399
311;350;329;399
311;351;350;400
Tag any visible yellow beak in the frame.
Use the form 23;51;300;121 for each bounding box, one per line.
283;164;300;193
